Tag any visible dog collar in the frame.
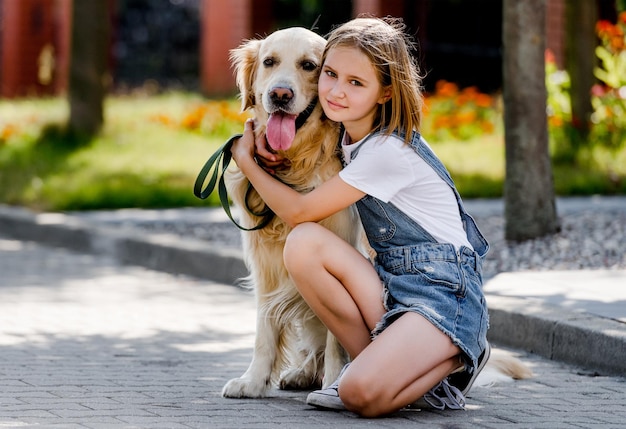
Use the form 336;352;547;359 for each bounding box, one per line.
295;98;318;130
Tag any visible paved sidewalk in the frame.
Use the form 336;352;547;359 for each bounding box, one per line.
0;201;624;377
1;236;625;428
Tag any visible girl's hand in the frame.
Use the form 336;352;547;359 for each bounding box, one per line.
230;119;257;165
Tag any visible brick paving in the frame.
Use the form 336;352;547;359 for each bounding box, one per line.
1;235;625;428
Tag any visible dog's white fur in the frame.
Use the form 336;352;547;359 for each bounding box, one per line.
221;27;532;399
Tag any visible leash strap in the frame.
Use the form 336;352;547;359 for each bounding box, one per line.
193;134;274;231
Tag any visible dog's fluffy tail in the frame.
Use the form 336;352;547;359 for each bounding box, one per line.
474;348;534;389
489;351;534;380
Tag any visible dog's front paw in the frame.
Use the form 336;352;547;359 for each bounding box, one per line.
222;376;270;398
279;368;319;391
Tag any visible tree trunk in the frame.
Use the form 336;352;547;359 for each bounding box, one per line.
565;0;597;137
502;0;559;241
68;0;109;137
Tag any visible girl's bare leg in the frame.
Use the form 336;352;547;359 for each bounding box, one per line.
283;222;385;358
339;312;462;417
284;222;462;417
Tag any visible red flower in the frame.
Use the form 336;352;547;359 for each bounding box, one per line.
596;20;614;37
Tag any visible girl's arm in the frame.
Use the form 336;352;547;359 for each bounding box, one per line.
231;120;365;228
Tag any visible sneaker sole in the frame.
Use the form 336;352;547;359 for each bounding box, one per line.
306;392;346;410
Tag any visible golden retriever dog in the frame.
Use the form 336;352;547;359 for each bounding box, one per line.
220;26;532;400
221;27;360;398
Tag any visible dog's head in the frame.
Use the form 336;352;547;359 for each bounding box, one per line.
230;27;326;152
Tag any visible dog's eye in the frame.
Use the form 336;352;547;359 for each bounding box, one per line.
301;61;318;72
263;58;275;67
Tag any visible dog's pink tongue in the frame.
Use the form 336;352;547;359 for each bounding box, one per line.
266;113;297;151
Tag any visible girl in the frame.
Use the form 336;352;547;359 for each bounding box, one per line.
231;16;490;417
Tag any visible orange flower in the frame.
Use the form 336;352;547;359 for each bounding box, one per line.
433;115;452;129
1;124;17;140
611;36;625;51
455;111;477;125
475;93;493;108
150;114;174;126
454;95;466;106
435;80;458;98
480;121;495;133
462;86;479;97
181;105;208;129
455;86;479;105
549;116;563;127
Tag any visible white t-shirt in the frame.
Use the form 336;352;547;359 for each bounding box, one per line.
338;132;472;250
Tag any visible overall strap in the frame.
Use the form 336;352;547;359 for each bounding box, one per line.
405;131;489;257
349;128;489;257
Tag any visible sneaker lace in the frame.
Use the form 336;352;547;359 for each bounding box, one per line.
422;378;466;410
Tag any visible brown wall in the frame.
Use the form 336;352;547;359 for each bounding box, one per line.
547;0;566;68
200;0;252;97
0;0;70;98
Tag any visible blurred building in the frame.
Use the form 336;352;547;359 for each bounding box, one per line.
0;0;618;98
0;0;71;97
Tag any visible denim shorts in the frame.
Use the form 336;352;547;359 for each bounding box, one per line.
371;242;489;372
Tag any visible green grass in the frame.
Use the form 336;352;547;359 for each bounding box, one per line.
0;93;624;212
431;135;506;198
0;93;244;210
435;134;626;198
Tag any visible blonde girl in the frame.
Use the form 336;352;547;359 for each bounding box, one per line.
231;16;490;417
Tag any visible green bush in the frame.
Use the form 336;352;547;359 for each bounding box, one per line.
0;94;245;211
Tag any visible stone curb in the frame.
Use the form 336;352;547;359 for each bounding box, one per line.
487;295;626;376
0;205;247;285
0;204;624;377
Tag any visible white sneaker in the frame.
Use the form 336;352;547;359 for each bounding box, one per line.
306;363;349;410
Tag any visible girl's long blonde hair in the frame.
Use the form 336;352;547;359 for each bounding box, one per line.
323;16;424;144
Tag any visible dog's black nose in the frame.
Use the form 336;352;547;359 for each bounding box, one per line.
270;87;294;105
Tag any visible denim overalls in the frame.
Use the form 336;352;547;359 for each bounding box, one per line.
346;129;490;371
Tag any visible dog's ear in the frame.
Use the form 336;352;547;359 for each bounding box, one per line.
230;38;262;111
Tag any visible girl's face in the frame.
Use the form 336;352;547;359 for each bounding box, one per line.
318;46;390;142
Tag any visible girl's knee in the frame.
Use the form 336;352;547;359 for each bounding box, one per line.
283;222;323;271
339;373;386;417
